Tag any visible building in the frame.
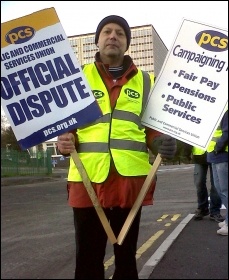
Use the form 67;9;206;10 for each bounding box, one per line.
68;24;168;77
28;137;69;168
31;24;168;163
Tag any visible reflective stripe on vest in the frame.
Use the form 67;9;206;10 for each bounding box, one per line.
68;64;154;182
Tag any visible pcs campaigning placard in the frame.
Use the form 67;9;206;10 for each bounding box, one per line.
1;8;102;150
142;19;228;150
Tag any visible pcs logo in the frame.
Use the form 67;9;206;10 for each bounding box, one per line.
5;26;35;45
195;30;228;52
124;89;140;99
93;90;104;99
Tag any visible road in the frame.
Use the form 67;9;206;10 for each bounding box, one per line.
1;164;198;279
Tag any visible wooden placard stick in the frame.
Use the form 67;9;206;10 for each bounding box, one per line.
117;153;162;245
70;150;117;244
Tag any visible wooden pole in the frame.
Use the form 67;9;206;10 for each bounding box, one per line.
70;150;117;244
117;153;162;245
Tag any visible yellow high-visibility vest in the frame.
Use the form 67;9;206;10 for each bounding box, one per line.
68;64;155;182
207;124;228;153
192;146;206;155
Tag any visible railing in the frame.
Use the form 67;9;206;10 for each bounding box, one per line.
1;149;52;177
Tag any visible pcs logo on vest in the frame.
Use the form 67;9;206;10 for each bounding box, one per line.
124;89;140;99
93;90;104;99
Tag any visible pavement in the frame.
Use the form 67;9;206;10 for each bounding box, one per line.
141;211;228;279
1;168;228;279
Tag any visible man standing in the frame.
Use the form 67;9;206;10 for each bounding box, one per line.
57;15;176;279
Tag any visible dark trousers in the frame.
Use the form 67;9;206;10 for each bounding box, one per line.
73;206;142;279
194;163;222;214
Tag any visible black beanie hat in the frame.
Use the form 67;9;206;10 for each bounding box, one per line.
95;15;131;51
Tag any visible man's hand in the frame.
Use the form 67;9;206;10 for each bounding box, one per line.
151;135;177;160
57;132;75;155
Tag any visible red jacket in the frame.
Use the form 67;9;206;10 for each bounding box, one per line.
67;53;162;208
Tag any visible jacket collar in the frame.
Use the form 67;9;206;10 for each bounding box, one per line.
94;52;138;80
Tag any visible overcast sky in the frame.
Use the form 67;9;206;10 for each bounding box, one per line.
1;1;228;49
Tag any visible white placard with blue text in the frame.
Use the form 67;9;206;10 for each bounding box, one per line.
1;8;102;150
142;19;228;149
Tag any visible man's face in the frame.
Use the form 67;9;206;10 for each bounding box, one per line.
97;23;127;58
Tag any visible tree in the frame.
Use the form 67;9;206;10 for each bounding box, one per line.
1;114;9;133
1;125;21;151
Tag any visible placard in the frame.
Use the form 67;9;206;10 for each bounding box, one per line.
1;8;102;150
142;19;228;149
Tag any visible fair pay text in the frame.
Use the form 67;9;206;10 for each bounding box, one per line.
160;69;220;125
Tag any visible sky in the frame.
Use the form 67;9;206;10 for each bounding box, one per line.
1;1;228;49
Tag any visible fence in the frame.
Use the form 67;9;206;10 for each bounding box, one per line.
1;149;52;177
